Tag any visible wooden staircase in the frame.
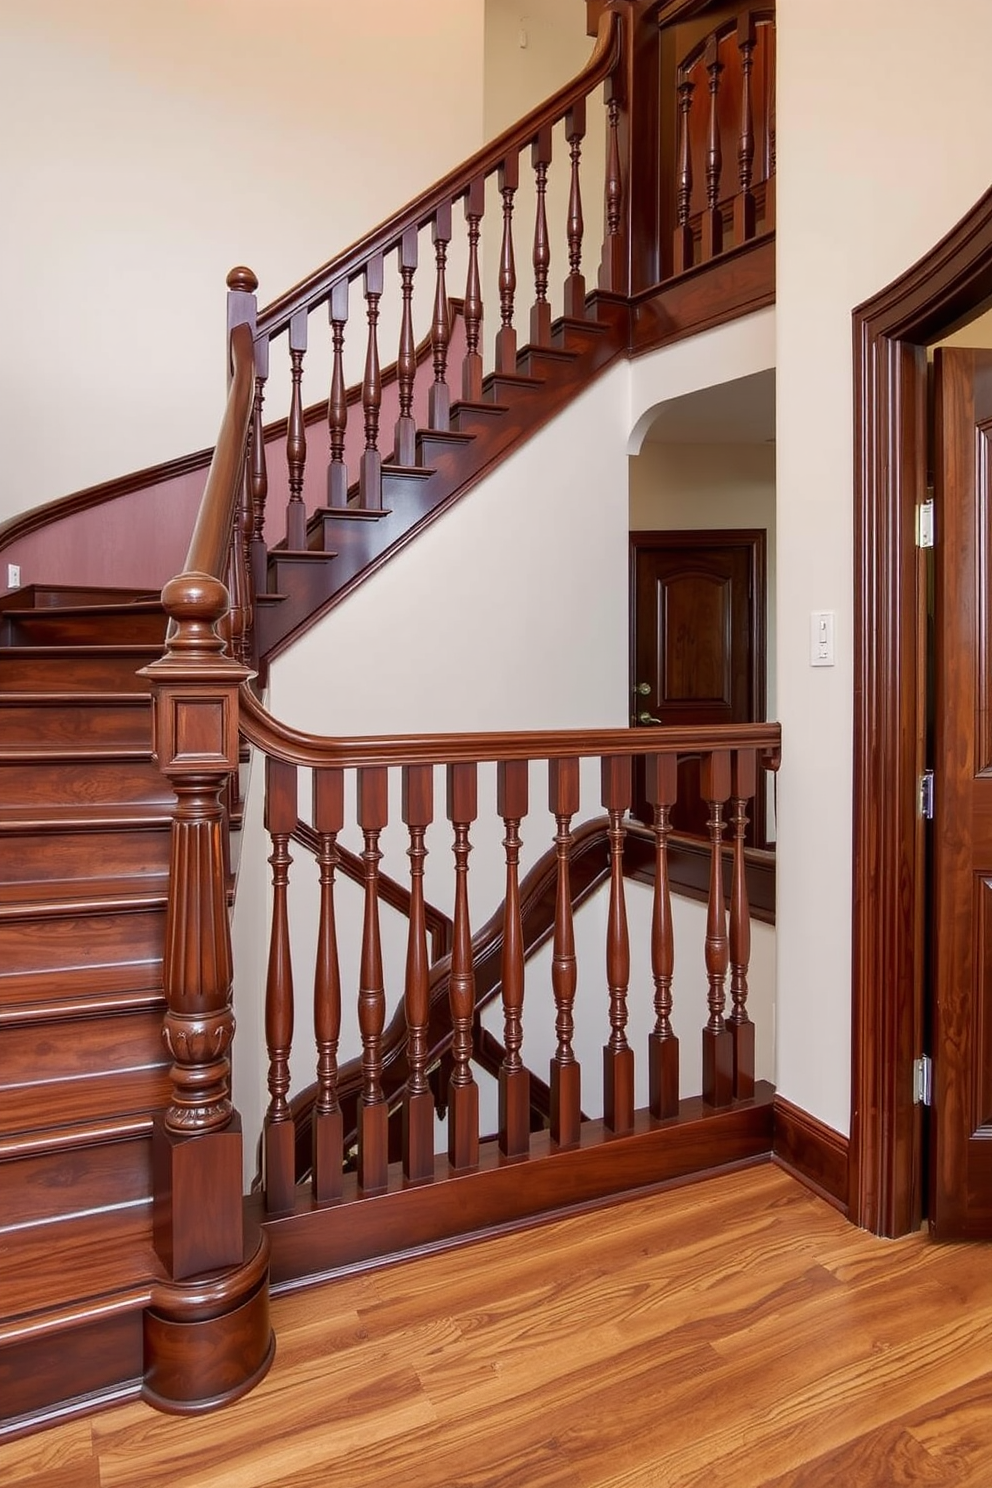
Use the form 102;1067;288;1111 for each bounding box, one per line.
0;586;172;1431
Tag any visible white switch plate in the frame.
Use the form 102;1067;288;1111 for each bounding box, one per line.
810;610;835;667
7;563;20;589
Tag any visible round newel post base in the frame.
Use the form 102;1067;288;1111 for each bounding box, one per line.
143;1228;273;1415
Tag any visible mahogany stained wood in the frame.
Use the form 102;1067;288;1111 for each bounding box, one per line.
852;184;992;1238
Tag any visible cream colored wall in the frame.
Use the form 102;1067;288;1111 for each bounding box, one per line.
0;0;485;523
628;441;777;718
775;0;992;1135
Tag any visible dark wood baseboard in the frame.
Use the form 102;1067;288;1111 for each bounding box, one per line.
256;1084;775;1289
773;1095;849;1214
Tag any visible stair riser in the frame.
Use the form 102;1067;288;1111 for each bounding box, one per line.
0;701;152;749
0;908;164;984
0;759;173;808
0;1066;171;1139
0;1310;144;1428
5;612;166;646
1;1007;166;1089
0;825;171;884
0;655;157;692
0;1135;152;1231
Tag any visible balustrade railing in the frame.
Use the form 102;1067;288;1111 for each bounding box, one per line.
230;7;623;570
236;689;780;1220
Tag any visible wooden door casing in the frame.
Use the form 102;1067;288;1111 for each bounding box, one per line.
930;346;992;1238
629;529;767;843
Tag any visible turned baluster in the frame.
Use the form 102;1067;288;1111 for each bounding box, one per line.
143;574;249;1279
734;14;757;243
402;764;434;1182
673;73;695;274
701;750;732;1106
359;255;384;510
602;756;633;1134
249;337;270;596
495;153;519;375
429;202;453;431
312;767;344;1202
264;756;297;1213
285;309;308;550
646;753;679;1119
326;279;350;508
530;125;553;347
763;23;777;226
227;457;253;667
462;178;485;403
598;78;624;293
498;759;530;1158
729;749;757;1100
357;766;388;1192
394;227;419;467
549;758;581;1148
564;99;587;318
700;35;725;260
447;762;479;1171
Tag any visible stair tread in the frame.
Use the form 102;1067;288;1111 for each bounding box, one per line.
0;1113;154;1163
0;802;172;829
0;962;164;1006
2;601;164;621
0;983;165;1028
0;744;154;763
0;876;169;915
0;1206;163;1334
0;691;150;706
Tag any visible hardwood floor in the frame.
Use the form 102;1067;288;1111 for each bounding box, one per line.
4;1161;992;1487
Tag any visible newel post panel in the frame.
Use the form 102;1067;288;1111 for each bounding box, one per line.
142;573;252;1281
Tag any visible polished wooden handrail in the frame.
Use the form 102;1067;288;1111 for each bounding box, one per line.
254;10;622;341
238;685;782;769
181;320;255;583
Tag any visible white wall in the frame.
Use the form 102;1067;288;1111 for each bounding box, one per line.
775;0;992;1134
0;0;485;522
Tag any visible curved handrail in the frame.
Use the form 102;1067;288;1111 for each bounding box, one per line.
180;320;255;583
238;683;783;769
255;8;623;339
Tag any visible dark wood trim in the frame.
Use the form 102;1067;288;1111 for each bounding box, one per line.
630;234;775;356
256;1084;774;1287
773;1095;849;1214
627;824;775;922
852;184;992;1236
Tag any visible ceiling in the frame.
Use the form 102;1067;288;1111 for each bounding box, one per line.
640;368;776;446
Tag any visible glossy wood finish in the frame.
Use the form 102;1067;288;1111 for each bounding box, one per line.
929;347;992;1238
773;1094;850;1212
22;1165;992;1486
852;185;992;1237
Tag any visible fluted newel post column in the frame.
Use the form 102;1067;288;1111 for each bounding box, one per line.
402;764;435;1182
701;749;733;1107
602;755;634;1134
142;574;250;1280
497;759;530;1158
447;762;480;1171
549;758;581;1148
729;748;757;1099
646;752;679;1119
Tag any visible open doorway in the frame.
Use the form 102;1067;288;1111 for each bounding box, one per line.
627;368;776;846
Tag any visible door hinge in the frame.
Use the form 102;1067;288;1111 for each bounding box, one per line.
913;1054;932;1106
920;769;934;820
918;498;935;549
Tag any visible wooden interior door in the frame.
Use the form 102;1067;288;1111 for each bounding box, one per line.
629;530;766;842
930;346;992;1237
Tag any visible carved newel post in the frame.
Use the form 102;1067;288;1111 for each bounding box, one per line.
141;572;252;1281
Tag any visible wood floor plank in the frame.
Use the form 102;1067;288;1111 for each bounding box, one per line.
4;1166;992;1488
